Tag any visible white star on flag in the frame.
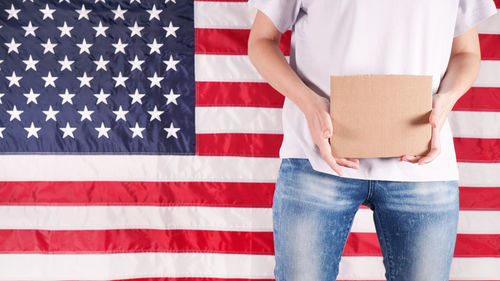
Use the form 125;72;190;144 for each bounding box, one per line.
58;21;74;37
6;4;21;20
163;55;180;71
163;89;180;106
148;106;164;121
59;89;75;105
93;21;109;37
129;55;144;71
25;122;41;138
112;106;128;121
163;21;179;38
7;105;23;121
129;21;143;37
94;55;109;71
23;88;40;104
5;38;21;54
94;89;110;104
77;38;93;54
22;21;38;37
39;4;56;20
163;122;180;139
78;106;94;121
7;71;23;87
43;105;59;121
129;89;145;104
23;55;39;71
41;38;57;54
147;4;162;20
112;5;127;20
95;122;111;138
129;123;145;138
148;72;164;88
77;72;93;88
75;4;91;20
112;38;127;54
58;55;74;71
60;123;77;138
42;72;57;87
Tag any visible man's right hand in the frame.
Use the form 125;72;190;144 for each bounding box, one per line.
301;94;360;177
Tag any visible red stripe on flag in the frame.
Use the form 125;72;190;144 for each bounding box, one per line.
195;28;291;56
343;233;500;257
0;229;274;255
0;181;274;208
480;34;500;60
454;138;500;163
195;0;248;2
196;82;284;107
358;185;500;211
2;229;498;257
459;187;500;210
197;133;282;157
453;87;500;112
3;181;498;210
118;279;274;281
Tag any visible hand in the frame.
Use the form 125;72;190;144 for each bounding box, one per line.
400;93;455;165
301;94;360;176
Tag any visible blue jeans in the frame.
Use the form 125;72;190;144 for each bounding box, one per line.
273;158;459;281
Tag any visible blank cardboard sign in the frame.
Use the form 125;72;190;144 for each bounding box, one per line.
330;74;433;158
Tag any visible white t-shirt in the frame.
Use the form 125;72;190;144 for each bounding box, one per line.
249;0;498;182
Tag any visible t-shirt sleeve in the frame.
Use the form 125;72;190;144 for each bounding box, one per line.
454;0;498;37
248;0;302;33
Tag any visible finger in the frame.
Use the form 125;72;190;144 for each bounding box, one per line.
429;111;438;129
345;158;360;164
418;126;442;165
319;109;333;138
336;158;360;169
316;138;343;176
401;154;424;163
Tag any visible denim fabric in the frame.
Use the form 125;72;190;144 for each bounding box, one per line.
273;158;460;281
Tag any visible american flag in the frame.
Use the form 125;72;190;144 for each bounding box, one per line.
0;0;498;280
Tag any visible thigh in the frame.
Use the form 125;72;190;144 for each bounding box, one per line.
273;158;369;281
371;180;460;281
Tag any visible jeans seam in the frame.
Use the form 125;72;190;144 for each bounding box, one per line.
366;180;373;201
374;205;395;281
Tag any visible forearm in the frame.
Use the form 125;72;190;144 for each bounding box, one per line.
248;37;318;113
437;51;481;105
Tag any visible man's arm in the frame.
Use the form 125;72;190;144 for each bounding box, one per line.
247;10;360;175
247;10;318;114
401;26;483;164
437;26;482;105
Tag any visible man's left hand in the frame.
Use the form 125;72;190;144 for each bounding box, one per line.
399;92;455;165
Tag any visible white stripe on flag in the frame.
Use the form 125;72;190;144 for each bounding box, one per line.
195;54;289;82
457;162;500;187
194;1;257;29
0;253;275;280
0;253;498;280
194;1;500;35
449;111;500;138
2;154;500;186
475;60;500;87
0;155;281;182
196;106;282;134
0;206;498;234
478;9;500;34
196;54;499;87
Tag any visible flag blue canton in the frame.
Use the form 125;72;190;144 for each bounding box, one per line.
0;0;195;154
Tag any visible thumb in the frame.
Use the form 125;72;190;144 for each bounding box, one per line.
320;113;333;138
429;112;438;128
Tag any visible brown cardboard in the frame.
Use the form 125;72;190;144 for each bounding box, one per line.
329;74;433;158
